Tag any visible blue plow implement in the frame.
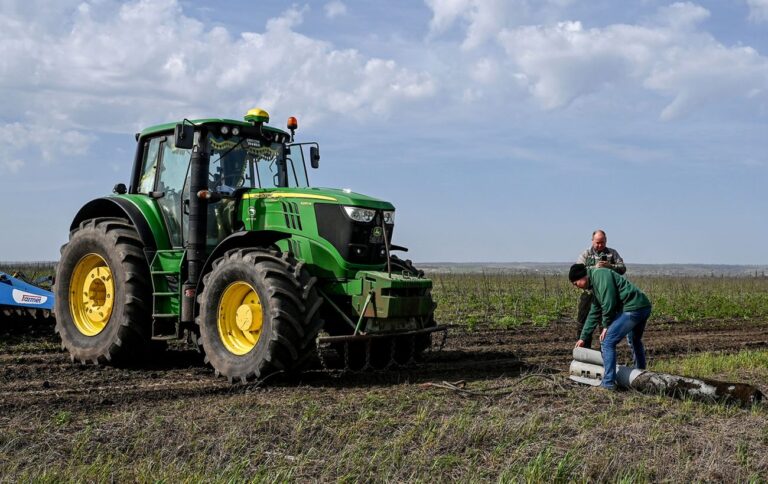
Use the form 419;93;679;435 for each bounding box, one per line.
0;272;55;321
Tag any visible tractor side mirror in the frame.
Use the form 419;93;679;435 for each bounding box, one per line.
174;123;194;149
310;146;320;169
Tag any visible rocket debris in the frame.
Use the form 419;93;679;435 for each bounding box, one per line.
569;348;763;407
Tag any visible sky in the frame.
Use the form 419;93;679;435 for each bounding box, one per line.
0;0;766;264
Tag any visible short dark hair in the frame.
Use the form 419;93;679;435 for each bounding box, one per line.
569;263;588;282
592;229;606;239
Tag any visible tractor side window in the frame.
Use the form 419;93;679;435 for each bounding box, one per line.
286;144;310;187
255;150;281;188
158;141;190;194
254;143;300;188
138;137;162;194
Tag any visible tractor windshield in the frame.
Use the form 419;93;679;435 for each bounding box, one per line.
208;134;309;191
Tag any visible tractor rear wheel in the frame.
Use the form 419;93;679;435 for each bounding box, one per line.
54;218;152;365
197;249;323;382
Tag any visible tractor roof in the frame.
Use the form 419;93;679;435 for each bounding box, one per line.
139;118;289;138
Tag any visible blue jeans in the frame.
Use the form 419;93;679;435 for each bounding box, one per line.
600;306;652;389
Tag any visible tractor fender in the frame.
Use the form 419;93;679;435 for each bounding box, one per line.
195;230;291;295
70;197;168;263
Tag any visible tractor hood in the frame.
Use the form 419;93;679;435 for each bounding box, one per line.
243;187;395;210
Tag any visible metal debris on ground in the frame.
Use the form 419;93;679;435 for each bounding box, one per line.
569;347;763;407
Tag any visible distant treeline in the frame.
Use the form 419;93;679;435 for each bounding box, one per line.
0;262;57;278
421;262;768;277
2;261;768;279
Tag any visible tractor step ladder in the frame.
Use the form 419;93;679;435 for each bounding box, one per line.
149;249;185;339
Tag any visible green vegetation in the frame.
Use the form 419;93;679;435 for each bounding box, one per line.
2;371;765;482
431;272;768;328
652;349;768;380
0;262;55;284
3;264;767;329
1;269;767;481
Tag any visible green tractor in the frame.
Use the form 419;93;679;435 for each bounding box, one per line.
54;109;443;381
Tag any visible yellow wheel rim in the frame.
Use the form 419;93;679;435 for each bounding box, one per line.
218;282;263;355
69;253;115;336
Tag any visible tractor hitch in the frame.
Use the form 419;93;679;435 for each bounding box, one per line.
317;324;448;344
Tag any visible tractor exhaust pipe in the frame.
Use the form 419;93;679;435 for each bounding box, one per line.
182;130;210;324
570;348;763;407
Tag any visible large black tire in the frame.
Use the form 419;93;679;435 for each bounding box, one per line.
54;218;152;365
196;249;323;382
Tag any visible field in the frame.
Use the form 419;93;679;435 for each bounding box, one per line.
2;269;768;481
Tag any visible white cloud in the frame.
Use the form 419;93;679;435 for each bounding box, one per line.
0;0;435;161
1;159;25;174
424;0;577;50
0;123;93;174
324;1;347;19
0;0;765;180
426;0;473;34
425;0;520;50
655;2;710;30
747;0;768;22
493;8;768;118
644;43;768;120
423;1;768;119
498;20;647;109
469;58;499;84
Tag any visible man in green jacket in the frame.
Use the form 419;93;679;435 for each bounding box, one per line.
568;263;652;390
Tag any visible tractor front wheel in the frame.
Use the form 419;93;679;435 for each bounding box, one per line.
54;218;152;365
197;249;323;382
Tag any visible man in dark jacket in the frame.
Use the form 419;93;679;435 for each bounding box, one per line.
575;229;626;348
569;263;651;390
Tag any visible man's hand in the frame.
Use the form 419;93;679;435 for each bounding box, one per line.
575;339;585;348
599;328;607;342
596;261;611;268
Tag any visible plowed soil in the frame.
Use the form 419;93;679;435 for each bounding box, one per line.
2;318;766;410
2;317;767;481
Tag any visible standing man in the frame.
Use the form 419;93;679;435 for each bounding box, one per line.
575;230;625;348
569;264;652;390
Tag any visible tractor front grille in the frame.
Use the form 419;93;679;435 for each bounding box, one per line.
314;204;394;264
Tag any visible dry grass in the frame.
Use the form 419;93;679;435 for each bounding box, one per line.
2;269;767;481
1;356;766;482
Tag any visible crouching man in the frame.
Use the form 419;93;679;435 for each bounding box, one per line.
568;263;652;390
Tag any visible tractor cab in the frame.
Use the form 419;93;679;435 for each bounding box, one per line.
130;109;319;250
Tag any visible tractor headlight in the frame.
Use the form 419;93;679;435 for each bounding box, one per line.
343;206;375;223
383;211;395;224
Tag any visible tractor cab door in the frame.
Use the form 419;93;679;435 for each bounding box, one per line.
156;140;192;248
138;135;192;248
